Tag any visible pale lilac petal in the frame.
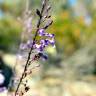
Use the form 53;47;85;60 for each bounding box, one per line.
27;40;33;48
38;29;45;36
20;43;28;50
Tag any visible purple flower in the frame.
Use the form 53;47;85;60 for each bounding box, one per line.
48;34;54;38
40;40;45;45
27;40;33;48
42;54;48;60
45;39;49;46
20;40;34;50
39;45;45;51
34;37;55;52
38;29;45;36
38;52;48;60
40;39;49;46
20;43;28;50
34;44;44;52
49;38;55;47
45;38;55;48
38;29;54;38
44;33;54;38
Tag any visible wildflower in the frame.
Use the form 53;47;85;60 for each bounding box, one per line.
38;29;45;36
33;52;48;61
38;29;55;38
48;38;55;48
39;52;48;60
34;44;45;52
27;40;33;48
20;43;27;50
40;39;49;46
37;28;55;51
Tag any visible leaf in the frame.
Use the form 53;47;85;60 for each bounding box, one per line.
36;9;42;18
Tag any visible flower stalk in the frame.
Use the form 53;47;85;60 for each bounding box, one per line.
14;0;55;95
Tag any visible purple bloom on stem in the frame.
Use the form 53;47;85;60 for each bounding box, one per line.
48;34;54;38
45;39;49;46
43;38;55;47
44;33;54;38
38;29;45;36
38;29;54;38
40;40;45;45
27;40;33;48
20;43;28;50
34;44;44;52
40;39;49;46
48;38;55;48
39;45;45;51
42;54;48;60
38;52;48;60
34;44;41;49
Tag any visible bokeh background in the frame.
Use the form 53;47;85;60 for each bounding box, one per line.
0;0;96;96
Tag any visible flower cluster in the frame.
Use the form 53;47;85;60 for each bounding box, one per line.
14;0;55;96
20;28;55;60
35;29;55;50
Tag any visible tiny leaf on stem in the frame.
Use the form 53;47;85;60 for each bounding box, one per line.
36;9;42;18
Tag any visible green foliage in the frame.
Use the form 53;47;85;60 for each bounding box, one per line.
0;18;21;52
48;11;96;56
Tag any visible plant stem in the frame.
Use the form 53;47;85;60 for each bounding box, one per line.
14;1;47;95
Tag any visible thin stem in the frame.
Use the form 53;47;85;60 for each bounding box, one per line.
14;0;47;95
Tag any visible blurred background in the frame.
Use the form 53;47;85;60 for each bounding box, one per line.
0;0;96;96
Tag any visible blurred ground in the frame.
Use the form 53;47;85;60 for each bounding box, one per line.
2;47;96;96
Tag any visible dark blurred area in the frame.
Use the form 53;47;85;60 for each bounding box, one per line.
0;52;13;89
0;0;96;96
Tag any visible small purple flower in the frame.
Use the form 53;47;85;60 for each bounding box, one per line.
38;52;48;60
40;39;49;46
45;38;55;48
40;40;45;45
38;29;45;36
44;33;54;38
34;38;55;52
42;54;48;60
34;44;44;52
27;40;33;48
48;34;54;38
49;38;55;47
38;29;55;38
39;45;45;51
20;43;28;50
45;39;49;46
